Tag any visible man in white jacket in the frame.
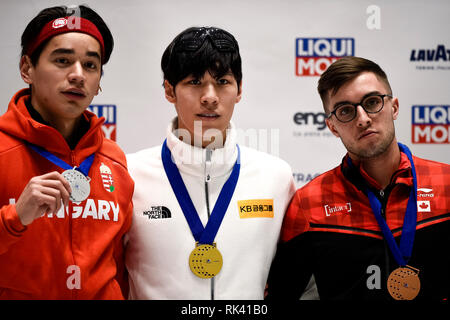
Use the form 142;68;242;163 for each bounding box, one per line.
125;27;295;300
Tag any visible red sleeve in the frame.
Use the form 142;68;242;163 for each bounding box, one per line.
113;182;133;299
280;190;310;243
0;204;27;255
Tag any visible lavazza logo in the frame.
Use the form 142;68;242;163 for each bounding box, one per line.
410;44;450;71
295;37;355;76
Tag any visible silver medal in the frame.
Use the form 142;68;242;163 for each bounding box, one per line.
62;169;91;203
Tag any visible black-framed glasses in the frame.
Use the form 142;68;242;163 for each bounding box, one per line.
173;27;239;53
328;94;393;123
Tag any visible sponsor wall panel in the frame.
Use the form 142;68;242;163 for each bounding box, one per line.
0;0;448;189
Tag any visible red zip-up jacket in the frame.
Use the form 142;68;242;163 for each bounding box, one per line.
0;89;133;299
267;149;450;300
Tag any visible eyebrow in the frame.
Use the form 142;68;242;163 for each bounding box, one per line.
86;51;101;61
50;48;101;61
332;91;382;110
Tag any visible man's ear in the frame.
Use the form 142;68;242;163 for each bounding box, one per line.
236;81;243;103
95;85;102;96
20;55;33;85
391;96;399;120
326;118;340;138
164;80;176;103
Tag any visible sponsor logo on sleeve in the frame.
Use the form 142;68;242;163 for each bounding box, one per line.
324;202;352;217
417;188;434;212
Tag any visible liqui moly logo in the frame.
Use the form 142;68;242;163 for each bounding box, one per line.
295;38;355;76
411;105;450;143
88;105;117;141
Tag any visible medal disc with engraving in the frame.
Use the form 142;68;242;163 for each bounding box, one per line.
387;266;421;300
62;169;90;202
189;244;223;279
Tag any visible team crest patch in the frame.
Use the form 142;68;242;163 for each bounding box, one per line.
417;188;433;212
238;199;274;218
417;201;431;212
100;163;114;192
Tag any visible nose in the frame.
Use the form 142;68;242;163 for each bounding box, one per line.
200;84;218;108
355;105;372;128
68;61;85;85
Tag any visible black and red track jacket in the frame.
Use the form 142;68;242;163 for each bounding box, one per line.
267;149;450;301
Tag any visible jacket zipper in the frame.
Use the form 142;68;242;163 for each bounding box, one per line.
378;186;394;297
204;148;214;300
69;150;77;300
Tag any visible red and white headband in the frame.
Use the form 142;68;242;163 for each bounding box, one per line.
26;17;105;62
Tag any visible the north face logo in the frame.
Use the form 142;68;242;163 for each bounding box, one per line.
143;206;171;219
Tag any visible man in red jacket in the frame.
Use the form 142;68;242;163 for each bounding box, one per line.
267;57;449;301
0;5;133;299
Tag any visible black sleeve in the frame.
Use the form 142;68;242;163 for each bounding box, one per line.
266;232;315;300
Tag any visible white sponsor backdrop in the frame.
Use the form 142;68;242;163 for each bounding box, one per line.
1;0;449;188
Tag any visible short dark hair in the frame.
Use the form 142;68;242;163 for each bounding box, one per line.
161;26;242;89
317;57;392;113
21;5;114;66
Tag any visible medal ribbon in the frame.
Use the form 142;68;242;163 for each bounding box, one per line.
347;143;418;266
161;139;240;245
28;144;95;176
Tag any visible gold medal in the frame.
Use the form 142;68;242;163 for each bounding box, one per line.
189;243;223;279
387;265;421;300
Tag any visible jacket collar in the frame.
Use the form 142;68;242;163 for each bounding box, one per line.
341;150;413;192
165;117;238;179
0;89;104;164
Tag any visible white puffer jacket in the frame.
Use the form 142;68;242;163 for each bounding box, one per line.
125;120;295;300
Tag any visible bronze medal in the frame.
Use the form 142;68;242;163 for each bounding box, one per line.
387;265;421;300
189;243;223;279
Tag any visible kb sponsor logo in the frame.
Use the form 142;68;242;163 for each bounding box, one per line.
295;38;355;76
411;105;450;143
